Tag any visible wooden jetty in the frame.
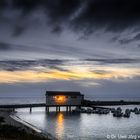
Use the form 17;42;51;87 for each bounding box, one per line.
0;103;111;113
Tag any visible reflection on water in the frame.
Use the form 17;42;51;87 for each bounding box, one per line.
56;113;64;139
16;105;140;140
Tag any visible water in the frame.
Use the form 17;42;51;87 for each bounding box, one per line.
14;105;140;140
0;97;46;105
1;97;140;140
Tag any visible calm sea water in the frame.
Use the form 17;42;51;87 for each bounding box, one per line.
15;106;140;140
0;97;140;140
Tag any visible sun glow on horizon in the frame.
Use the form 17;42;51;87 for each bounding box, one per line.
0;65;140;84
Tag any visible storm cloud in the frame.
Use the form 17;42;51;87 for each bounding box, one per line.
0;42;11;50
0;58;140;71
0;0;140;99
1;0;140;34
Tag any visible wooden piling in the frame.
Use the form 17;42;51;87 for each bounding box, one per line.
69;106;71;112
30;107;32;113
58;106;60;112
66;106;68;112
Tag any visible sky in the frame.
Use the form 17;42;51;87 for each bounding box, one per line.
0;0;140;99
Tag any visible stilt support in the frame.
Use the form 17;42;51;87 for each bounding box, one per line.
30;107;32;113
58;106;60;112
56;106;58;112
69;106;71;112
46;106;49;113
66;106;68;112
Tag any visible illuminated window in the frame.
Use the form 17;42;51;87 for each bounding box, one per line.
54;95;67;104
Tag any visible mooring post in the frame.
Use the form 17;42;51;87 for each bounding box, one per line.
30;107;32;113
69;106;71;112
47;107;49;113
46;106;49;113
45;106;47;112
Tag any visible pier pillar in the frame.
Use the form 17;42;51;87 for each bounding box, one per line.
30;107;32;113
69;106;71;112
56;106;58;112
45;106;48;112
66;106;68;112
58;106;60;112
45;106;49;113
47;107;49;113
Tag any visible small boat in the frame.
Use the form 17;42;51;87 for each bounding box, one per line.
123;113;130;118
86;108;93;113
113;108;123;117
135;110;140;115
123;109;131;118
113;112;123;117
111;108;115;113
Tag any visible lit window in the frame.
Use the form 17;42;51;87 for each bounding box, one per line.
54;95;67;104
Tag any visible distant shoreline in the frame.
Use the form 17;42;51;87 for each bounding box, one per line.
83;100;140;106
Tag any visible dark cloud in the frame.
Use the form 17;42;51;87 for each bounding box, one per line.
1;0;140;34
51;25;63;34
85;58;140;64
12;24;26;37
119;33;140;44
0;58;140;72
137;44;140;48
0;0;6;9
0;42;26;51
0;59;68;71
92;70;110;75
0;42;11;50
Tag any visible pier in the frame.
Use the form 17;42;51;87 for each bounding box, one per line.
0;103;82;113
0;90;140;113
0;103;112;113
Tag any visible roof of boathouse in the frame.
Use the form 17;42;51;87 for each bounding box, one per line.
46;91;84;96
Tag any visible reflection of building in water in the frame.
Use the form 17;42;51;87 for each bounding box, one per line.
56;113;64;139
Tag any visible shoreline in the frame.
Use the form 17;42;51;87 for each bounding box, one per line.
84;100;140;106
0;110;56;140
10;114;57;140
10;115;42;133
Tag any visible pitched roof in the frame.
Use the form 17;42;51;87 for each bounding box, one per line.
46;91;83;96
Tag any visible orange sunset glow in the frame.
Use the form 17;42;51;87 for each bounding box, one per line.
0;66;140;84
